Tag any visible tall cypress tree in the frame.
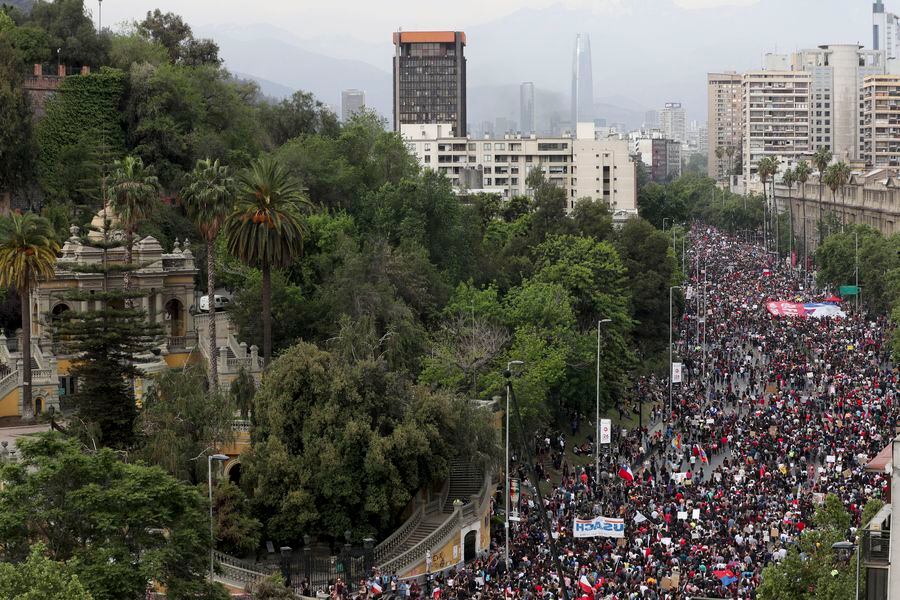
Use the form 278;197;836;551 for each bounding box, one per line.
51;216;162;449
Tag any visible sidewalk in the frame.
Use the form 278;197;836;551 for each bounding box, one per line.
0;424;51;456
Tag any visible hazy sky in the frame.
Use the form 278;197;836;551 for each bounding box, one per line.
95;0;877;123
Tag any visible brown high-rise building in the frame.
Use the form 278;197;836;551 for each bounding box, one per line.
707;72;743;182
393;31;467;136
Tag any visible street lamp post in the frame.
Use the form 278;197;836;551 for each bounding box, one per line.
504;360;523;572
831;540;860;600
855;231;859;312
595;319;612;482
207;453;229;581
669;286;682;422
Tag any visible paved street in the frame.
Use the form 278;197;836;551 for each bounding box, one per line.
0;424;51;458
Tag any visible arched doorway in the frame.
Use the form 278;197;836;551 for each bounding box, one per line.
227;462;242;486
463;530;477;563
164;299;186;337
51;303;71;317
34;397;44;415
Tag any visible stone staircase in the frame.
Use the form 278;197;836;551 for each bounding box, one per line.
373;459;489;576
443;460;484;512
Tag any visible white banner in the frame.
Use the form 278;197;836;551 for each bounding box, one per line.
672;362;683;384
573;516;625;538
600;419;612;444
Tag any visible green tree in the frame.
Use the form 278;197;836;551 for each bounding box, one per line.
230;367;256;420
243;342;498;543
224;156;311;363
252;574;295;600
0;433;230;600
813;147;833;243
213;480;262;557
825;161;851;231
0;544;93;600
0;38;35;198
0;213;59;420
135;9;220;66
615;218;679;358
782;168;796;259
571;198;613;242
795;159;813;267
26;0;109;67
137;368;235;484
107;155;160;294
181;158;235;390
258;90;340;148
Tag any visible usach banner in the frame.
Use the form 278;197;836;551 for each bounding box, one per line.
573;516;625;538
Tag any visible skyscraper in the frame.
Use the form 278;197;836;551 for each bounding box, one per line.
520;82;535;134
341;89;365;122
393;31;467;136
571;33;594;125
707;72;742;181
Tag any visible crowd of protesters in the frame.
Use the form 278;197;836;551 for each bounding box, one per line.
358;228;894;600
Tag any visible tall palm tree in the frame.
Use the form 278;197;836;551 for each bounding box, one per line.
794;160;813;274
0;213;60;420
757;157;778;252
824;164;843;238
181;158;236;391
832;161;852;232
715;146;725;181
782;168;796;266
108;156;160;295
812;147;833;244
224;157;311;364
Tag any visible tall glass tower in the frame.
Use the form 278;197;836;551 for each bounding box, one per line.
571;33;594;126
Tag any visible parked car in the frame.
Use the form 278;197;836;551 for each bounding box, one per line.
199;294;232;312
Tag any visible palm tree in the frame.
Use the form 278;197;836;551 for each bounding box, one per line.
224;157;311;364
812;147;833;244
181;158;236;391
832;161;851;231
823;164;843;238
715;146;725;181
107;156;160;295
0;213;60;420
794;160;813;274
782;168;796;266
757;157;778;252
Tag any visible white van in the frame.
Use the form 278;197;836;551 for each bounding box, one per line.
199;295;232;312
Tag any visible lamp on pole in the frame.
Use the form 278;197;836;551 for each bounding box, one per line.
98;0;102;33
669;286;682;422
595;318;612;482
855;231;859;312
207;453;229;581
831;540;860;600
504;360;524;572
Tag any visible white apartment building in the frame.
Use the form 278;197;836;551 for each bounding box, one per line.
658;102;686;143
862;74;900;168
401;123;637;217
742;70;812;182
707;72;742;181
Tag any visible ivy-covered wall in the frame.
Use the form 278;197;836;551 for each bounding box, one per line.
36;67;126;204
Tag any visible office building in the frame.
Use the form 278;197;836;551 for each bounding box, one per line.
644;110;659;130
520;82;535;134
707;72;743;181
634;138;682;182
659;102;687;143
341;89;365;122
791;45;884;161
400;123;637;217
393;31;467;136
741;70;811;182
571;34;594;125
862;74;900;167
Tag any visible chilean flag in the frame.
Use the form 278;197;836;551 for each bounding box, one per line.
432;587;442;599
578;575;594;596
369;582;383;596
618;464;634;483
713;569;738;587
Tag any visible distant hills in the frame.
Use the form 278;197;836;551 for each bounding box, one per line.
3;0;33;12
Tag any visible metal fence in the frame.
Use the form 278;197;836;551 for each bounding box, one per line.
280;546;374;594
